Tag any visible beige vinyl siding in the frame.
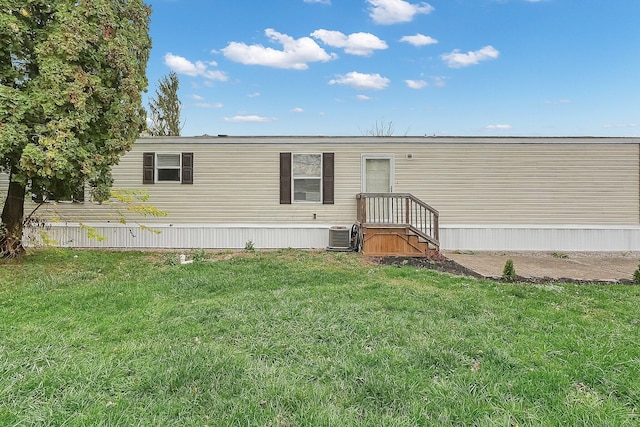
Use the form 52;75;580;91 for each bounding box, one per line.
394;142;639;224
5;137;639;226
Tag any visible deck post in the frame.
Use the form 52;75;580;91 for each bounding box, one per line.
405;198;410;225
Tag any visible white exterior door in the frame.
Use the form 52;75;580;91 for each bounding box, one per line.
362;155;394;222
363;156;393;193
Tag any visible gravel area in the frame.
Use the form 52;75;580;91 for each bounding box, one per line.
443;251;640;284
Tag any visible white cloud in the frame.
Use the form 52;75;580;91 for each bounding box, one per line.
405;79;427;89
356;95;372;100
195;102;223;109
400;33;438;46
223;115;276;123
304;0;331;4
190;94;205;101
311;30;387;56
164;53;228;81
291;107;304;113
221;28;337;70
441;45;499;68
545;99;571;105
367;0;435;25
248;92;261;98
486;124;512;131
603;123;638;128
431;76;446;87
329;71;390;90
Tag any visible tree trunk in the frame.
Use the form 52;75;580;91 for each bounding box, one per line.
1;177;26;258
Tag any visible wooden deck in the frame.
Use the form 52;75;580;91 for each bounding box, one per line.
356;193;440;257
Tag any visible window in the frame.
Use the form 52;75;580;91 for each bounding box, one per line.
280;152;333;204
293;153;321;202
157;154;181;182
143;152;193;184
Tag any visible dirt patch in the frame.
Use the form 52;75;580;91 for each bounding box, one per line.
375;255;484;279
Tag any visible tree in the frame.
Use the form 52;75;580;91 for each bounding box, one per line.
360;120;409;137
361;120;395;137
147;71;183;136
0;1;152;257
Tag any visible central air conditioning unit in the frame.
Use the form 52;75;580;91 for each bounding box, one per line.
327;226;351;251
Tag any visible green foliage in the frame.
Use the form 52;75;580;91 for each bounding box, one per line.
190;248;208;263
0;1;152;254
147;71;184;136
502;258;516;281
108;189;168;221
79;223;106;242
244;240;255;252
551;252;569;259
633;262;640;286
162;252;179;266
23;189;167;245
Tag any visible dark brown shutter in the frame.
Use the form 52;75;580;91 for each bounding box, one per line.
182;152;194;184
322;152;334;204
279;152;291;204
143;152;155;184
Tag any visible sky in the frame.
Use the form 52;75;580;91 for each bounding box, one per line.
145;0;640;137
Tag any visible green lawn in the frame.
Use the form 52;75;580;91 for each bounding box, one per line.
1;249;639;426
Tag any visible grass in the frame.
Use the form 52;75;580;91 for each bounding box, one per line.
1;249;639;426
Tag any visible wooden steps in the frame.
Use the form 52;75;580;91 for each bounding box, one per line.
356;193;440;257
360;225;439;257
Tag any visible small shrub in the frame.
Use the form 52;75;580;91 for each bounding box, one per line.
163;252;179;266
244;240;255;252
190;248;207;262
633;262;640;286
551;252;568;259
502;259;516;282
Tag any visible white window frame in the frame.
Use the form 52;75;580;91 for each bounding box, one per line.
155;153;182;183
292;153;322;203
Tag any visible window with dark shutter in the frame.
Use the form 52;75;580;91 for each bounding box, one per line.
143;152;155;184
322;152;334;205
280;152;292;204
143;152;194;184
182;152;194;184
280;152;335;204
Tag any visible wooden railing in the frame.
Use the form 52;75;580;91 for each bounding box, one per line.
356;193;439;247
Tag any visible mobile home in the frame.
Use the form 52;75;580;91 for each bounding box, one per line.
3;136;640;252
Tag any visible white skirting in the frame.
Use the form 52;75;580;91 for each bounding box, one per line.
25;222;640;251
439;224;640;252
26;223;337;250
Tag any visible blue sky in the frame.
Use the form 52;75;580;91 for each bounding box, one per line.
145;0;639;137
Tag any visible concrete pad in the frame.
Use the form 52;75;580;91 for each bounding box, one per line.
442;251;640;283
